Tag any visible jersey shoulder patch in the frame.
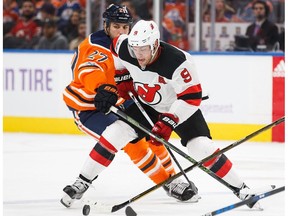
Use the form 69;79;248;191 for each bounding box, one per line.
90;30;111;49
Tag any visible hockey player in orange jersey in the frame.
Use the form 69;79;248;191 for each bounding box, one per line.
60;4;198;208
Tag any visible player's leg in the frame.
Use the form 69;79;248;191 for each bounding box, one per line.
177;109;264;208
123;138;198;202
123;139;170;184
61;111;126;207
148;142;200;202
148;142;175;176
122;102;177;176
124;102;199;201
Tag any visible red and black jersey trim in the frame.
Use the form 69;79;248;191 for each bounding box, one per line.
178;92;202;101
177;84;202;106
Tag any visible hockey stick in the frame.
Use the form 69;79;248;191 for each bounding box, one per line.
82;115;284;214
127;91;194;189
110;105;285;193
202;186;285;216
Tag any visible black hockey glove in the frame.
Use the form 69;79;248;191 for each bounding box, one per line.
94;84;118;114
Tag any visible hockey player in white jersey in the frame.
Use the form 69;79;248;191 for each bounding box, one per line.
99;19;271;209
60;5;199;208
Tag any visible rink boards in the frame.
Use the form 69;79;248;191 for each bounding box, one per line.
3;51;284;142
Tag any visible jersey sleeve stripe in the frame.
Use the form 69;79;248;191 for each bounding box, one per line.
178;92;202;100
66;86;95;103
177;84;202;106
78;68;97;79
78;61;104;72
63;90;94;109
70;86;95;99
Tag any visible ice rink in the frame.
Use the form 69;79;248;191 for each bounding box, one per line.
3;132;285;216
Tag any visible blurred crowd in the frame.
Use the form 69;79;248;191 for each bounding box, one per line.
3;0;285;51
190;0;284;23
3;0;87;49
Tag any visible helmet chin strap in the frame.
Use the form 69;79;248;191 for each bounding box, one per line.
141;46;158;70
103;21;110;36
148;42;160;64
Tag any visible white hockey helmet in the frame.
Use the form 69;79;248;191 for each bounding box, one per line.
128;20;160;56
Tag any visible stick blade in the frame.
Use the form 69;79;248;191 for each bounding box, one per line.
125;206;137;216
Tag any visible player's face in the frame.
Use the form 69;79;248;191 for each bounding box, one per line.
131;45;152;68
108;22;130;39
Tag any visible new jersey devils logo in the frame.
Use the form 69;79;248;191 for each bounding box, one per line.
135;83;161;105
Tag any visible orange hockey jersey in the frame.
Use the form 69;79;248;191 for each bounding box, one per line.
63;30;117;111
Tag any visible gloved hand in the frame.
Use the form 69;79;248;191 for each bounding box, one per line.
114;69;137;100
94;84;118;113
150;113;179;146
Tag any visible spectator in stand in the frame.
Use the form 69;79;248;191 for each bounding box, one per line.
162;0;190;50
34;0;45;12
203;0;238;22
9;0;42;49
245;0;279;51
36;18;69;50
121;0;141;25
237;0;274;23
78;0;86;8
33;0;63;16
69;20;86;50
79;8;86;21
3;0;19;24
48;0;64;10
38;2;57;22
3;0;19;48
61;9;81;42
56;0;81;31
3;20;27;49
215;0;239;22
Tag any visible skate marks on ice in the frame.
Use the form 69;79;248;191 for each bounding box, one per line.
3;133;285;216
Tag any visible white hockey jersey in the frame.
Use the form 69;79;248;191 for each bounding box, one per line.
112;35;203;124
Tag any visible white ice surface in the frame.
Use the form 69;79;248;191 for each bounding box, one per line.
3;133;286;216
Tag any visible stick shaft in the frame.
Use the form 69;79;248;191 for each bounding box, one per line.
111;105;284;191
110;106;284;212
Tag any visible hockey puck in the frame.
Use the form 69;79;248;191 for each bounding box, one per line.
125;206;137;216
82;204;91;216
